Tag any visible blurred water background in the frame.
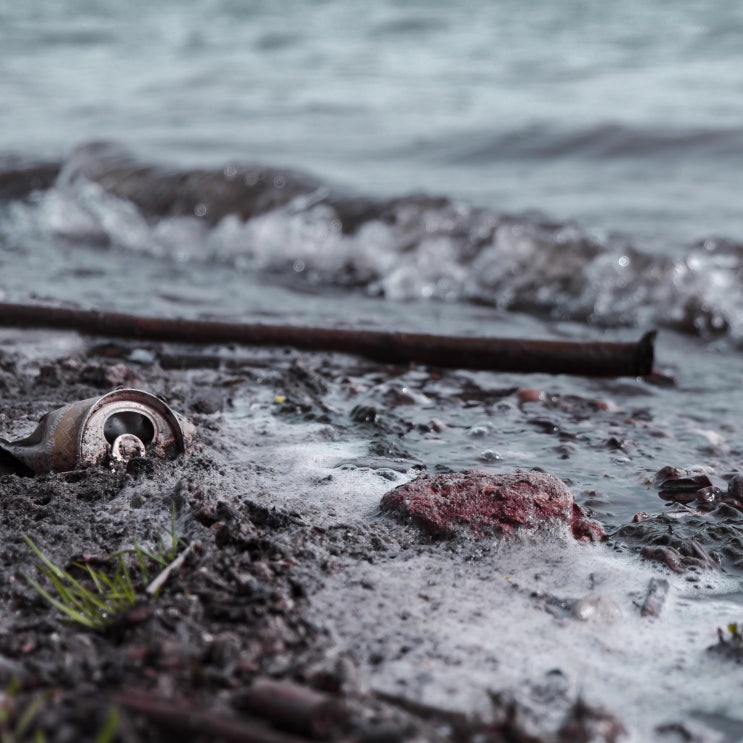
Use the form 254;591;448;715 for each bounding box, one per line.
2;0;743;244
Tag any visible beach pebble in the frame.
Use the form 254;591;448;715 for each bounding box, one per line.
571;595;622;623
380;470;604;541
517;388;546;404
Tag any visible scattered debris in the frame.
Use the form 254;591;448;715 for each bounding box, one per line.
239;677;349;738
640;578;670;618
556;697;627;743
114;688;315;743
146;541;198;597
653;466;713;503
708;622;743;663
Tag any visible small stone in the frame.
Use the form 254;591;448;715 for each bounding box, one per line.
571;595;621;623
380;470;604;541
517;388;546;404
653;466;713;493
728;475;743;500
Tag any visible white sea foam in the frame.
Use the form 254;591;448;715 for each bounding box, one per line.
215;399;416;523
309;534;742;741
209;393;743;741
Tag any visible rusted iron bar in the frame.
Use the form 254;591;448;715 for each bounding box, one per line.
113;689;315;743
240;678;348;738
0;302;655;376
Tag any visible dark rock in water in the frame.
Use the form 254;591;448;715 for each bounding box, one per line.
653;465;713;502
380;470;604;541
610;506;743;572
727;474;743;500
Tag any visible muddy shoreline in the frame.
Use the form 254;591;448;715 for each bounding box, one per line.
0;328;740;742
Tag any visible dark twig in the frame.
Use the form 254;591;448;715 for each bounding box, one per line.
113;689;315;743
640;577;670;618
240;678;348;738
0;302;655;376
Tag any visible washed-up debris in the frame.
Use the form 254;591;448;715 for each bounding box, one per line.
380;470;605;541
640;577;670;618
708;622;743;664
651;466;743;513
0;388;194;475
640;541;719;574
0;301;655;376
612;510;730;573
238;678;348;738
114;688;317;743
653;466;714;503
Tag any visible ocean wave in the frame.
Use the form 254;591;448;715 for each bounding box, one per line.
2;142;743;342
415;122;743;163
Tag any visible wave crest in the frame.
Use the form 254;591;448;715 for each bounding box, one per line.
4;142;743;343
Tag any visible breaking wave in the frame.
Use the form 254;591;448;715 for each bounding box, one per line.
2;142;743;342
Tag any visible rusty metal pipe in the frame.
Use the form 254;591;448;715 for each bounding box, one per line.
0;302;655;376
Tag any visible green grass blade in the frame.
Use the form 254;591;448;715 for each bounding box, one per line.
24;575;96;628
94;707;119;743
13;693;48;739
23;536;67;580
132;541;150;583
44;569;116;617
82;564;106;595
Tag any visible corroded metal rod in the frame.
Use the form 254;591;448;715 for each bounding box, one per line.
0;302;655;376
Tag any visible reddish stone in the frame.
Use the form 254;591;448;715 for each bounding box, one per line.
380;470;604;542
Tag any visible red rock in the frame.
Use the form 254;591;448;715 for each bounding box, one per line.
380;470;604;542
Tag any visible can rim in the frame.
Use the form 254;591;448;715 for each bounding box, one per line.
76;388;187;467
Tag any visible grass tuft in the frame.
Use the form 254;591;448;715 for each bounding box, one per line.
24;502;185;630
24;536;137;629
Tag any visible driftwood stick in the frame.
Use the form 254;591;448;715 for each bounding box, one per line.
640;577;670;618
0;302;655;377
145;542;196;597
113;689;315;743
240;678;348;738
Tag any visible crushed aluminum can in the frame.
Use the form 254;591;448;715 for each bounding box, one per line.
0;389;195;475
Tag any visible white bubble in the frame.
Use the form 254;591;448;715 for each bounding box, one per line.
194;203;208;217
293;259;305;272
